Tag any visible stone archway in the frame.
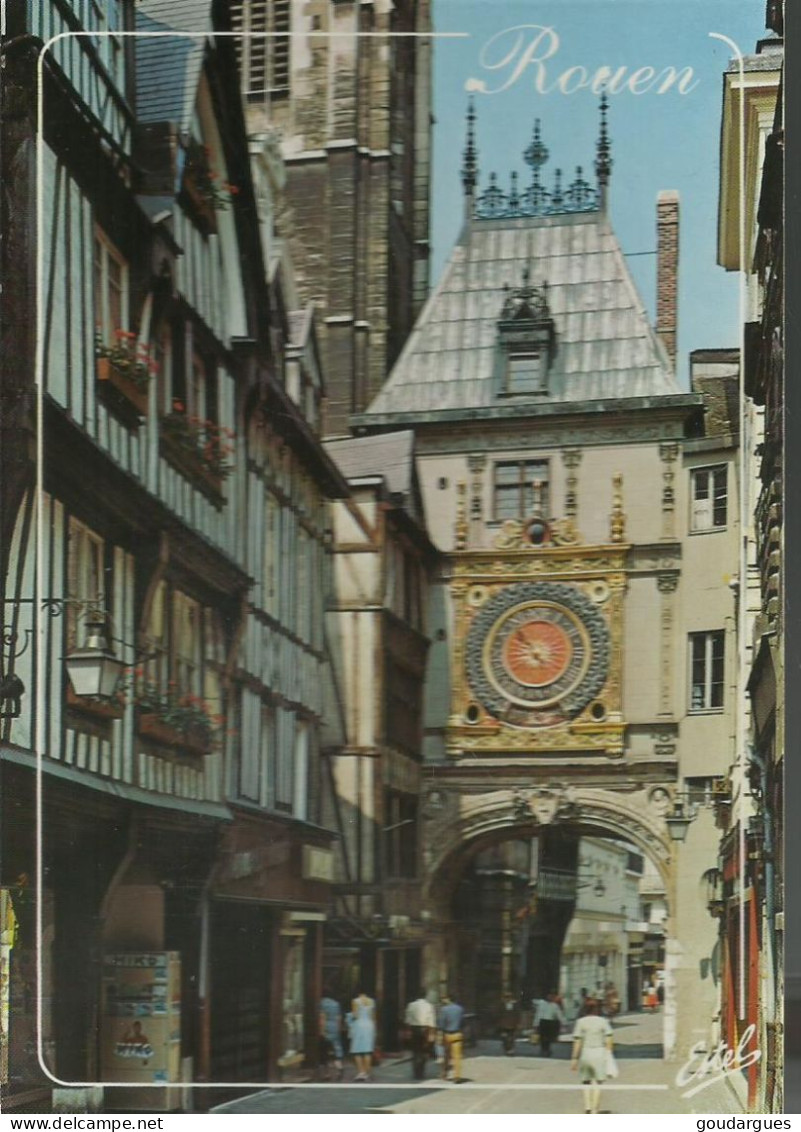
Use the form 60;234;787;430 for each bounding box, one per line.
419;780;689;1056
421;782;673;906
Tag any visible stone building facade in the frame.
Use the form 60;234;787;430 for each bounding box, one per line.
717;10;783;1112
231;0;433;436
354;100;741;1061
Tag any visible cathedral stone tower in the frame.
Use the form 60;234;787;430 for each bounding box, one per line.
231;0;432;436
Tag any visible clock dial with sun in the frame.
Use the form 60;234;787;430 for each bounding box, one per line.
502;617;574;687
465;582;610;728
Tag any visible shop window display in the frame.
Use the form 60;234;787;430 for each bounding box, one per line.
280;934;305;1061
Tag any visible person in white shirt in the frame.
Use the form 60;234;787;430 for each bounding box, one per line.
404;990;436;1080
534;991;566;1056
571;998;615;1114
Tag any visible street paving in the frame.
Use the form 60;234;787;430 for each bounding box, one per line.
211;1012;744;1116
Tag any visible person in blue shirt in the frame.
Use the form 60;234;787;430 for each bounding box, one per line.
437;992;465;1083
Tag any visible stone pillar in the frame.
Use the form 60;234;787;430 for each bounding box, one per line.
669;808;722;1063
467;455;486;544
562;448;582;521
657;572;679;717
659;442;679;540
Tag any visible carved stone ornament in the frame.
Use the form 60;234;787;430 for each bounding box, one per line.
550;518;582;546
648;786;672;815
513;784;578;825
423;789;450;817
492;516;584;550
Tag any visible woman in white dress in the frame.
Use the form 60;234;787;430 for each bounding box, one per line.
349;989;377;1081
570;998;614;1114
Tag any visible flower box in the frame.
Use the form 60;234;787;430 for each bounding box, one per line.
66;683;125;721
183;174;218;235
160;430;226;506
138;711;213;755
96;355;149;424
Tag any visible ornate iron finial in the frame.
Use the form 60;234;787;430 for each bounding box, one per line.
472;117;600;221
565;166;597;212
595;91;612;210
508;170;520;212
523;119;549;170
461;98;478;196
595;91;612;184
552;167;564;211
610;472;626;543
499;270;551;322
476;171;508;218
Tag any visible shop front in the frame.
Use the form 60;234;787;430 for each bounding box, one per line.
209;810;335;1084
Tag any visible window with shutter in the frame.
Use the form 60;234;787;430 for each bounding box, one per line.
688;630;725;712
493;460;550;520
93;228;128;348
230;0;291;99
690;465;727;531
66;518;105;649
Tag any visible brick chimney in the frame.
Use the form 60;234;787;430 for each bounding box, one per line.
656;190;679;372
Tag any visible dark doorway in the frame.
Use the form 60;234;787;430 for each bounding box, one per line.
210;902;273;1082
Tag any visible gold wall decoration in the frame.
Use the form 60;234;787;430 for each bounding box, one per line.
610;472;626;543
562;449;582;520
446;542;628;760
454;481;468;550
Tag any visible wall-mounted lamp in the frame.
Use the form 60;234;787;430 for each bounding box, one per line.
65;609;126;700
703;867;725;917
2;598;127;715
665;796;698;843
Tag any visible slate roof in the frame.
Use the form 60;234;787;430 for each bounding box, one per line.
325;431;416;499
325;430;428;532
135;1;212;130
364;209;679;419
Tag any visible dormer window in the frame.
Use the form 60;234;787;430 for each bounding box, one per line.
507;349;545;395
495;269;557;398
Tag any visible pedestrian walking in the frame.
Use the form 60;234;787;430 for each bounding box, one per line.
349;988;377;1081
643;982;659;1011
318;988;344;1081
574;987;590;1019
437;991;465;1083
603;982;620;1019
497;992;520;1055
534;991;565;1056
404;989;436;1081
570;998;615;1114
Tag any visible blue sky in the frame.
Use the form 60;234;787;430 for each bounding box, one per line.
430;1;764;387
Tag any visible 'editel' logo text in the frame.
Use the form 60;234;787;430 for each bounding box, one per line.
676;1024;761;1099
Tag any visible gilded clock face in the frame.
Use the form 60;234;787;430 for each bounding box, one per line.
465;582;610;728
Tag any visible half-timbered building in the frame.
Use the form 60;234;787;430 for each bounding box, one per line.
322;430;436;1052
0;0;346;1106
